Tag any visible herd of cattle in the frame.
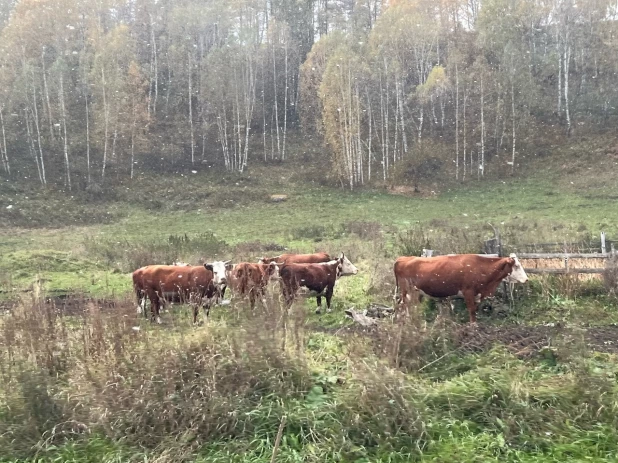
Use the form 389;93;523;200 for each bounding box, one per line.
132;251;529;325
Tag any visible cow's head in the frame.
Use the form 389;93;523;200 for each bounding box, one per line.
258;256;278;264
504;253;528;283
265;261;280;280
204;260;233;286
338;252;358;277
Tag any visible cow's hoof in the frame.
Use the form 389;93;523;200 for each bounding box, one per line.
326;308;332;314
156;316;162;325
315;308;322;315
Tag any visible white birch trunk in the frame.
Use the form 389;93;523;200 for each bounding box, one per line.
188;52;195;165
455;64;459;180
59;75;71;190
282;37;288;161
480;72;485;177
511;78;516;174
32;83;46;185
564;42;571;136
0;108;8;175
101;67;109;180
25;109;43;184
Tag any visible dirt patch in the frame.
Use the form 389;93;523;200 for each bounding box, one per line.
454;324;558;358
44;295;118;316
585;325;618;354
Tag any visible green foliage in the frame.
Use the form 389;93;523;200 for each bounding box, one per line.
84;232;228;272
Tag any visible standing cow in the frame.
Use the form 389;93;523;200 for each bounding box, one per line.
225;261;280;309
134;260;230;324
279;253;358;314
394;253;528;323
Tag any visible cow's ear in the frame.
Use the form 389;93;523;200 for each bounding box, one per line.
204;264;213;271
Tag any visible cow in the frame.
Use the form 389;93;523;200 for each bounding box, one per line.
279;253;358;314
259;252;331;265
136;261;230;324
394;253;529;323
133;262;192;316
225;261;280;309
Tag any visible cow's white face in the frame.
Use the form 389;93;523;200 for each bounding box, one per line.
505;253;528;283
267;262;281;280
204;260;232;286
339;253;358;276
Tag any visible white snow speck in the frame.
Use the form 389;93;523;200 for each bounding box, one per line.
6;205;12;209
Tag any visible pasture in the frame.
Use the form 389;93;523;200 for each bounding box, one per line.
2;156;618;462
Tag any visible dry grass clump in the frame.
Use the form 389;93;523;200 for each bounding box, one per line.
0;297;310;459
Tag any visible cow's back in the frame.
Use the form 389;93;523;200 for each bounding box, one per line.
280;252;331;264
142;265;213;292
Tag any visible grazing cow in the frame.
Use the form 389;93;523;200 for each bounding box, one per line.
279;253;358;314
394;253;529;323
225;262;280;309
259;252;331;265
137;262;229;324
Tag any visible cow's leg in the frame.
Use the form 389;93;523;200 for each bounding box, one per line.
325;287;334;313
249;289;257;311
149;291;162;324
463;291;478;323
315;295;322;314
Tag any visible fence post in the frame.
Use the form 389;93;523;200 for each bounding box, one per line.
601;231;606;254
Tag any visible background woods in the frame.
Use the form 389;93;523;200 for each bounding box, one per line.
0;0;616;188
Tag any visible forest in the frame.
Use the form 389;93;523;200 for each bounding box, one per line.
0;0;616;191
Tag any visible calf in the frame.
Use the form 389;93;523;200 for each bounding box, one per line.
279;253;358;314
259;252;331;265
226;261;280;309
394;253;528;323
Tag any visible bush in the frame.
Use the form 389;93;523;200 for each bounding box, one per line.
84;232;228;272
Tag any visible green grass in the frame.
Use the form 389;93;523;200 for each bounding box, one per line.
1;171;616;295
3;135;618;462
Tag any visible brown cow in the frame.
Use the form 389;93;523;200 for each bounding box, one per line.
225;262;280;309
394;253;528;323
279;253;358;314
136;264;225;324
259;252;331;265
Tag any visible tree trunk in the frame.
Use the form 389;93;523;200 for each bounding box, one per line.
0;107;8;175
41;49;54;140
188;52;195;165
25;109;43;184
59;75;71;190
272;41;281;159
511;77;516;174
455;63;459;180
101;67;109;180
282;36;288;161
85;88;91;184
564;42;572;136
32;82;46;185
480;72;485;177
463;85;467;181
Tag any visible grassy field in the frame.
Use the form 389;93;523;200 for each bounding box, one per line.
2;134;618;462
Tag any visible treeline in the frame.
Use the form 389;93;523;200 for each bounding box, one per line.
0;0;616;190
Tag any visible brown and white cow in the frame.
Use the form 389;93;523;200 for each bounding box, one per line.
279;253;358;314
133;262;192;316
135;261;229;324
259;252;331;265
394;253;528;323
225;261;280;309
